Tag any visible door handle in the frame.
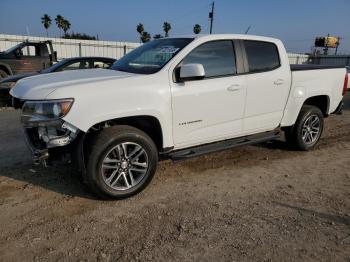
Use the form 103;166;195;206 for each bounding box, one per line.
274;79;284;85
227;84;241;92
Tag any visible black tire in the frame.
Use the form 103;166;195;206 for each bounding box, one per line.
0;69;8;80
86;125;158;199
285;105;324;151
0;99;7;107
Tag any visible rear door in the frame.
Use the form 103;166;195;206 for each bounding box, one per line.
242;40;291;133
170;40;247;147
18;44;46;73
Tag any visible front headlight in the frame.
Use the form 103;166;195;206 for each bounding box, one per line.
21;99;74;124
0;81;16;89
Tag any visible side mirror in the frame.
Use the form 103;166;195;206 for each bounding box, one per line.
178;63;205;82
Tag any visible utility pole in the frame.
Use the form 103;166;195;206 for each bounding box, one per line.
209;1;215;34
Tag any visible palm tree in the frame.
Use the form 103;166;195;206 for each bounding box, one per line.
41;14;52;37
141;32;151;43
153;34;163;39
62;19;71;35
193;24;201;34
163;22;171;37
55;15;64;37
136;23;144;43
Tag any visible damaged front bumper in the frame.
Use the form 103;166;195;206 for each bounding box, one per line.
22;119;81;165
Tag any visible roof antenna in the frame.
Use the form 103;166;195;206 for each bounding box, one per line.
245;26;251;34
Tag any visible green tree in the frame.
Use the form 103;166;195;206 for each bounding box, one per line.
153;34;163;39
41;14;52;37
163;22;171;37
55;15;65;37
63;32;96;40
141;31;151;43
62;19;71;35
193;24;201;34
136;23;144;43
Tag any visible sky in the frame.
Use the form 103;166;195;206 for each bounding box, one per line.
0;0;349;54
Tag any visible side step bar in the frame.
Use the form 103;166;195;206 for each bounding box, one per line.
167;130;281;161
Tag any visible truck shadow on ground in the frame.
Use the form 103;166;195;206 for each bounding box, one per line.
1;129;346;200
273;201;350;226
0;163;97;199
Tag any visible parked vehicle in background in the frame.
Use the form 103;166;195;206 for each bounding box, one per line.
346;66;350;89
10;34;348;199
0;40;57;79
0;57;115;106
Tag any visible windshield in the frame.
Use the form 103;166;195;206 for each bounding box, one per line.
3;43;23;54
111;38;193;74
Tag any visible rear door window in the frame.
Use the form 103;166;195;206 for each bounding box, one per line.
59;60;90;71
93;60;113;69
182;40;236;78
244;40;280;72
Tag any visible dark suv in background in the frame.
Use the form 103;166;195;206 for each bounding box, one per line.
0;56;116;106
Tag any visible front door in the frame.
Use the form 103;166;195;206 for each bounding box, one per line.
170;40;247;148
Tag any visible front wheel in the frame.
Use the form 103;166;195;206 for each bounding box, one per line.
285;105;324;151
86;125;158;199
0;69;9;80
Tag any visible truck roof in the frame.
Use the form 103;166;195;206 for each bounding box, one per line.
168;34;281;43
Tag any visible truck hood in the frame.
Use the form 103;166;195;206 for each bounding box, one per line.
10;69;135;100
0;72;39;84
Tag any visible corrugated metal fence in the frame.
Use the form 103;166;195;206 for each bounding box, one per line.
0;34;140;60
287;53;309;64
0;34;349;66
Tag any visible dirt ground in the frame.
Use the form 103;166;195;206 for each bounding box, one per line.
0;95;349;262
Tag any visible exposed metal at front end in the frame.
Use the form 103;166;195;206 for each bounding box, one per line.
22;119;80;166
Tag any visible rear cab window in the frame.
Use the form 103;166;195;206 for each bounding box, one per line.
243;40;280;73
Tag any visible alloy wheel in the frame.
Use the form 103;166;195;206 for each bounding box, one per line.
301;114;321;144
101;142;149;191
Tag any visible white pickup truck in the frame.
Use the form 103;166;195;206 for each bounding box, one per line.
10;34;348;199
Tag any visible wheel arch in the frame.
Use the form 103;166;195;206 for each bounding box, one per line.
84;115;165;152
281;94;330;128
75;115;165;182
0;63;13;76
303;95;330;117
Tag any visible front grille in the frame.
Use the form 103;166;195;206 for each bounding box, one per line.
25;127;46;150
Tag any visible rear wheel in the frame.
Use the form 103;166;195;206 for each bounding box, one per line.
285;105;324;150
86;125;158;199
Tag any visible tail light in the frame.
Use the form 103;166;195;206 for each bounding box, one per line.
343;73;348;96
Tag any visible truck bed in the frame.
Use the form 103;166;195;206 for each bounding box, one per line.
289;65;346;117
290;64;345;71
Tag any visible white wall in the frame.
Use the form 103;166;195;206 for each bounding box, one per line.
0;34;140;60
0;34;314;65
287;52;309;64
